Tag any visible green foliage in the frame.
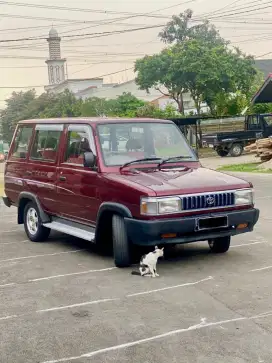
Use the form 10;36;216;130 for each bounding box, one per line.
218;162;272;173
135;9;257;116
213;92;248;116
0;90;174;142
81;92;146;117
0;89;36;142
81;97;109;117
136;103;178;119
108;92;146;116
135;48;186;113
159;9;227;47
38;90;82;118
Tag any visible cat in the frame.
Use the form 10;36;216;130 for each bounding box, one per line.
131;246;164;277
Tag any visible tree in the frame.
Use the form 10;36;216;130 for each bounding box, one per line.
80;97;109;117
82;92;146;117
176;41;257;115
0;90;36;142
109;92;146;116
0;90;83;141
136;103;178;119
159;9;227;47
38;90;82;118
135;48;187;113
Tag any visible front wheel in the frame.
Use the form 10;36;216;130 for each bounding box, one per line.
24;201;51;242
112;214;131;267
229;143;243;157
208;236;231;253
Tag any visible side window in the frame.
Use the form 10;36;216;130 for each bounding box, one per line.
64;127;93;165
12;126;33;159
248;116;260;130
263;115;272;126
30;129;62;162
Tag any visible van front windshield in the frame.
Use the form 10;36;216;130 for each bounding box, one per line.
97;122;197;167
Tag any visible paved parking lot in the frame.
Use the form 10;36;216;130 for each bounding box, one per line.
1;163;272;362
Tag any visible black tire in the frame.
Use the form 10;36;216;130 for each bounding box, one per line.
112;214;131;267
216;149;229;157
23;201;50;242
208;236;231;253
229;143;243;157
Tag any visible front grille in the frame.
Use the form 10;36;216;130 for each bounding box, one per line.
181;192;235;211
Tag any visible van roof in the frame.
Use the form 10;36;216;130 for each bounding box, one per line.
18;117;173;125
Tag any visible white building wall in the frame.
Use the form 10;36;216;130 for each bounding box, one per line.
49;79;104;95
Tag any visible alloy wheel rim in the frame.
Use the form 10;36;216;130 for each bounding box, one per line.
26;207;38;235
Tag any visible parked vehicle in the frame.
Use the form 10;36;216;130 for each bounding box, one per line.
202;113;272;157
3;118;259;267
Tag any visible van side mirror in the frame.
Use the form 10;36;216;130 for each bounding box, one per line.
83;151;96;168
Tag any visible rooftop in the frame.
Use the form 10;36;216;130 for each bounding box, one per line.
255;59;272;79
252;73;272;104
19;117;172;125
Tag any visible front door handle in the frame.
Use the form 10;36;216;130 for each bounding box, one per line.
59;176;66;181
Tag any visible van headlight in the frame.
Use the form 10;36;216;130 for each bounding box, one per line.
234;189;254;206
140;197;181;215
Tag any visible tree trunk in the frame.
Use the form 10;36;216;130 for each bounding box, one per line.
192;97;203;148
198;123;203;149
177;94;184;115
193;98;201;116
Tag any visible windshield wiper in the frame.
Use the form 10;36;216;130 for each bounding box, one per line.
158;155;193;169
120;157;162;170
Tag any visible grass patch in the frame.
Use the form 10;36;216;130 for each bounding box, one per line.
218;162;272;173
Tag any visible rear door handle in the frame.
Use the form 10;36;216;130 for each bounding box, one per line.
25;171;32;176
59;176;66;181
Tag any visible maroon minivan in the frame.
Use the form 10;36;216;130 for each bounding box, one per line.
3;118;259;267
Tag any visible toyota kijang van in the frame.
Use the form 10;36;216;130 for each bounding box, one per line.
3;118;259;267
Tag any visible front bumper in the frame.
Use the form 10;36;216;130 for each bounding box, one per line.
125;208;259;246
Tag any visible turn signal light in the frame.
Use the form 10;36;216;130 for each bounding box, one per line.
237;223;248;229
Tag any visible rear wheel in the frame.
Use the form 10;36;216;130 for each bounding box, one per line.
112;214;131;267
208;236;231;253
216;149;229;157
24;201;50;242
229;143;243;157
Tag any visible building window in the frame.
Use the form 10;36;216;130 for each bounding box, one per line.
50;65;54;84
56;66;60;83
61;65;65;80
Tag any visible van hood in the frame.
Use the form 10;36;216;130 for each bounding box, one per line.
106;167;250;196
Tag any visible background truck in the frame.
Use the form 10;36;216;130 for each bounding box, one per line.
202;113;272;157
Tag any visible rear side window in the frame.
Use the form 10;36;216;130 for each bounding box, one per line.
12;126;33;159
30;128;62;162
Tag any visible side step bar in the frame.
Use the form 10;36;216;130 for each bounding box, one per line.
43;218;95;242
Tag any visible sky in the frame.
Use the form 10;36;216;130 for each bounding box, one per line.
0;0;271;106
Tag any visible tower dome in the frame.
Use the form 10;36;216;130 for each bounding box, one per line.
49;27;58;38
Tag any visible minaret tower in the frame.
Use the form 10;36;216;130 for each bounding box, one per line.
45;28;66;89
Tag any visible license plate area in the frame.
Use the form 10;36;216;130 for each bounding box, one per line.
196;216;228;231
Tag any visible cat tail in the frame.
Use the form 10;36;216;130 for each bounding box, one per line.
131;271;141;276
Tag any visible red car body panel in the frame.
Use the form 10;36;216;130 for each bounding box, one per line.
4;118;253;225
